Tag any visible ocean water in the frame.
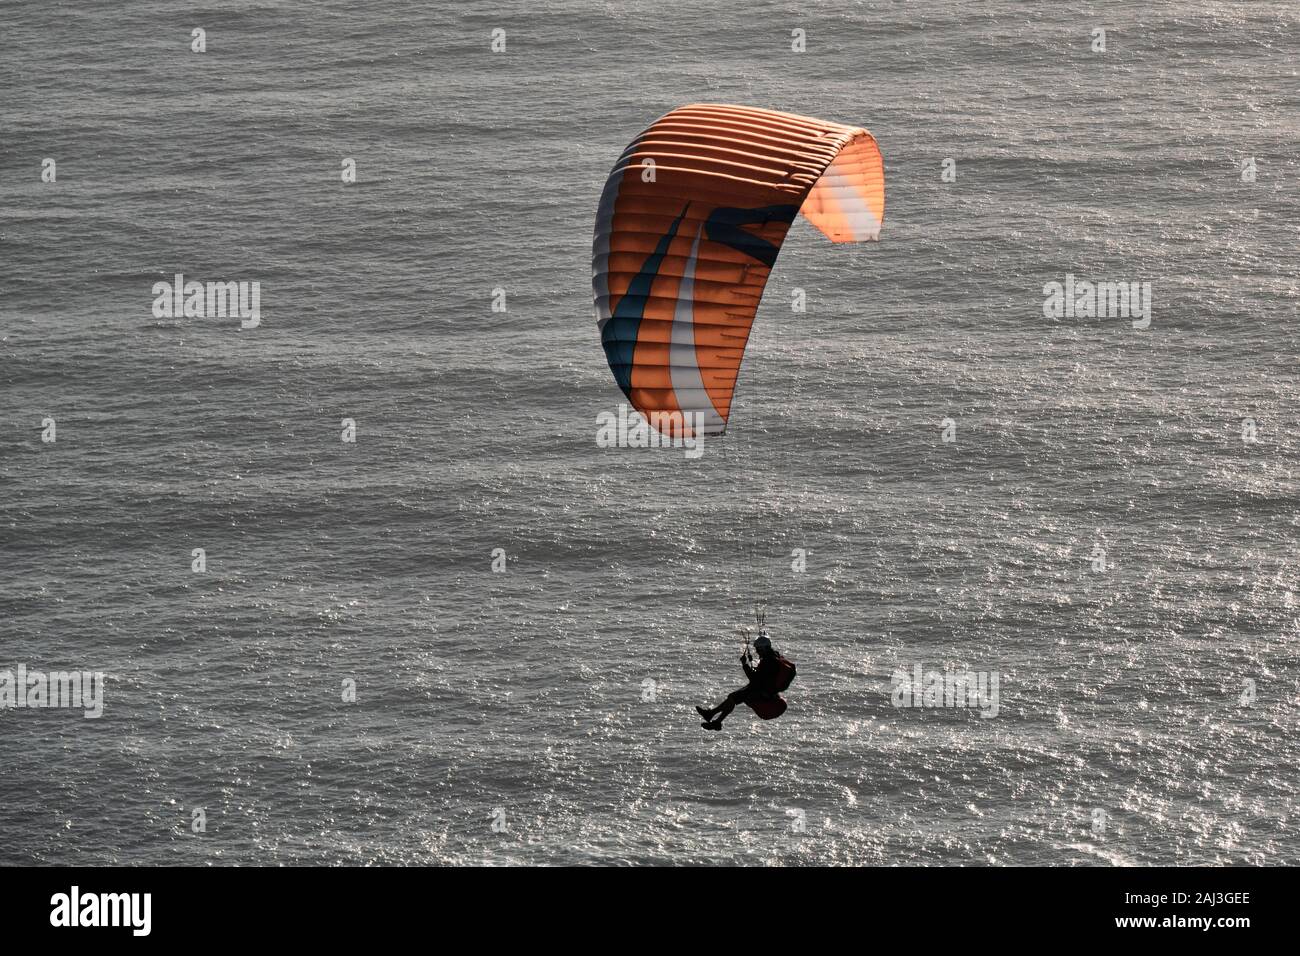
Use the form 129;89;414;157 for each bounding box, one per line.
1;0;1297;865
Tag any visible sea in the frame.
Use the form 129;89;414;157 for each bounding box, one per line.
1;0;1297;864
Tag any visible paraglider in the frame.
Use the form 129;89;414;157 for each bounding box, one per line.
593;103;886;437
696;610;798;731
592;105;885;730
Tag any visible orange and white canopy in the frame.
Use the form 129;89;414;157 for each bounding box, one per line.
593;103;885;436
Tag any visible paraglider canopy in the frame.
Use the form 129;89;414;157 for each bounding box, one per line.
593;104;886;437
